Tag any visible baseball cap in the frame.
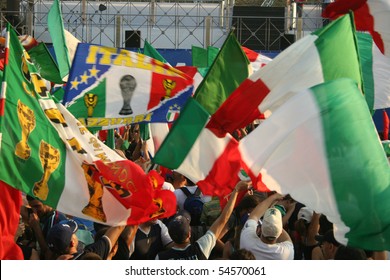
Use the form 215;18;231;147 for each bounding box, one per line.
47;219;78;255
297;207;313;223
168;211;191;244
261;207;283;239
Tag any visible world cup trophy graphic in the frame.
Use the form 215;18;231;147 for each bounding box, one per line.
33;141;60;201
163;79;176;99
84;93;98;117
119;75;137;115
81;163;107;222
15;100;36;160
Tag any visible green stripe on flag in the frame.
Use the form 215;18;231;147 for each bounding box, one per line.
194;32;249;115
144;40;167;63
356;32;375;113
192;46;208;68
207;46;219;66
153;98;210;169
48;0;71;79
314;14;363;91
312;78;390;250
28;43;63;84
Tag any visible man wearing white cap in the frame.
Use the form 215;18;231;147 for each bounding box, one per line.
240;193;294;260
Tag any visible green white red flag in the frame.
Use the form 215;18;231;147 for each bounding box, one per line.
239;78;390;250
323;0;390;57
208;14;363;134
153;33;253;197
48;0;71;81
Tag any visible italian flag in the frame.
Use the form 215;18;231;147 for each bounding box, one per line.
209;14;362;134
0;25;176;226
357;32;390;111
193;31;250;115
323;0;390;57
153;98;246;197
239;78;390;250
242;46;273;73
48;0;72;81
153;32;251;196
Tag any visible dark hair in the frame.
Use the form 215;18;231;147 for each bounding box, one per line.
236;195;261;213
334;246;367;260
229;249;256;260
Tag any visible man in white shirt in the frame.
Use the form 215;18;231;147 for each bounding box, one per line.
240;193;294;260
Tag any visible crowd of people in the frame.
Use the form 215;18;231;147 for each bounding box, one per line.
14;123;389;260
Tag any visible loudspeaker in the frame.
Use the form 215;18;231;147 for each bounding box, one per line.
280;34;296;50
125;30;141;48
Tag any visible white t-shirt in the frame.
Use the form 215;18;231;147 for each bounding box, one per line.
174;186;212;211
240;219;294;260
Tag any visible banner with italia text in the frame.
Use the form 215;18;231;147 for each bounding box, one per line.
63;44;194;129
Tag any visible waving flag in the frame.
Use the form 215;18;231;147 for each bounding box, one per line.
239;78;390;250
63;44;193;129
384;110;389;140
323;0;390;57
357;32;390;111
208;14;362;134
28;42;63;84
0;181;23;259
153;33;253;197
193;31;250;115
153;98;247;198
242;46;273;72
0;25;175;226
48;0;71;80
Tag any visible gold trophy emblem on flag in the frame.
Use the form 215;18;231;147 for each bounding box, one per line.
163;79;176;99
15;100;36;160
81;163;107;222
84;93;98;117
33;141;60;201
149;197;166;219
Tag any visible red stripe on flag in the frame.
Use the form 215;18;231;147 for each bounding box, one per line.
323;0;385;54
242;46;259;62
197;138;242;197
0;96;5;117
383;110;389;140
0;181;23;260
207;78;271;135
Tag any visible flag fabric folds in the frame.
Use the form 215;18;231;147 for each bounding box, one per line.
356;32;390;111
0;181;23;260
208;14;363;134
322;0;390;57
153;98;246;198
242;46;273;73
48;0;71;80
153;33;252;198
239;78;390;250
0;25;176;226
383;110;389;140
63;44;194;129
28;42;63;84
193;31;250;115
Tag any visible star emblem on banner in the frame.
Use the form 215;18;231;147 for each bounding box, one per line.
70;77;80;90
169;104;181;111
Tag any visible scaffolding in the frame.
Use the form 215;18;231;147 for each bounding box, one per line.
0;1;325;50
